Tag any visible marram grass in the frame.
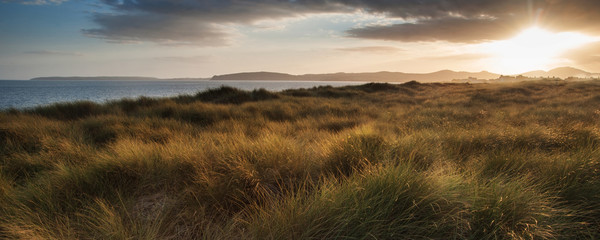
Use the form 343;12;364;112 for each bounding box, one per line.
1;81;600;239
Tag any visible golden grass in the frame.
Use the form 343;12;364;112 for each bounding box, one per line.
1;81;599;239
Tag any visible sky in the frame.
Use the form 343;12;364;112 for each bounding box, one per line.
2;0;600;80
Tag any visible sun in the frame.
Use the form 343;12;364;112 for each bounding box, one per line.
481;27;599;74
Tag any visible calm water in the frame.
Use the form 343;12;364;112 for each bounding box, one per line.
0;80;365;109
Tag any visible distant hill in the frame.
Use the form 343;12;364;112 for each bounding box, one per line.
30;76;210;81
211;72;298;81
31;76;160;81
521;67;600;79
30;67;598;83
211;70;501;82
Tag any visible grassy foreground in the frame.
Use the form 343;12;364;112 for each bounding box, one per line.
1;80;599;239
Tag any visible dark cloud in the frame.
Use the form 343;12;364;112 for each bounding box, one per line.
97;0;347;22
84;0;600;45
84;0;350;45
347;17;522;43
345;0;600;42
83;13;230;45
334;0;522;19
388;0;600;39
532;0;600;33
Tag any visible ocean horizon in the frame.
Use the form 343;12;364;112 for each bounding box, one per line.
0;79;365;110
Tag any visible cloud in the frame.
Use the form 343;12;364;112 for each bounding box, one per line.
2;0;67;5
562;42;600;65
347;17;521;43
24;50;83;56
84;0;350;46
344;0;600;43
96;0;346;22
83;0;600;45
534;0;600;34
336;46;403;53
82;13;231;46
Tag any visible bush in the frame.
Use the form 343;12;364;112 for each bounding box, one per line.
28;101;105;120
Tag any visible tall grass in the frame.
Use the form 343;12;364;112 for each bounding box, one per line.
1;80;599;239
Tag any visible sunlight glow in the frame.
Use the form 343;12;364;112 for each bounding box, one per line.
482;27;600;74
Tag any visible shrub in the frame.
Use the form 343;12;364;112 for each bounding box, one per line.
29;101;105;120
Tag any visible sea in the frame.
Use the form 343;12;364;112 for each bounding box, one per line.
0;80;365;110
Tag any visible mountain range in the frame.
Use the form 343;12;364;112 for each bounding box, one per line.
520;67;600;79
30;76;210;81
30;67;600;82
210;70;500;82
211;67;600;82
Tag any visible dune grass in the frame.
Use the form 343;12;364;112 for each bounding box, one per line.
1;81;599;239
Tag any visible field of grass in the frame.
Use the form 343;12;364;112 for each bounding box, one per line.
1;80;599;239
